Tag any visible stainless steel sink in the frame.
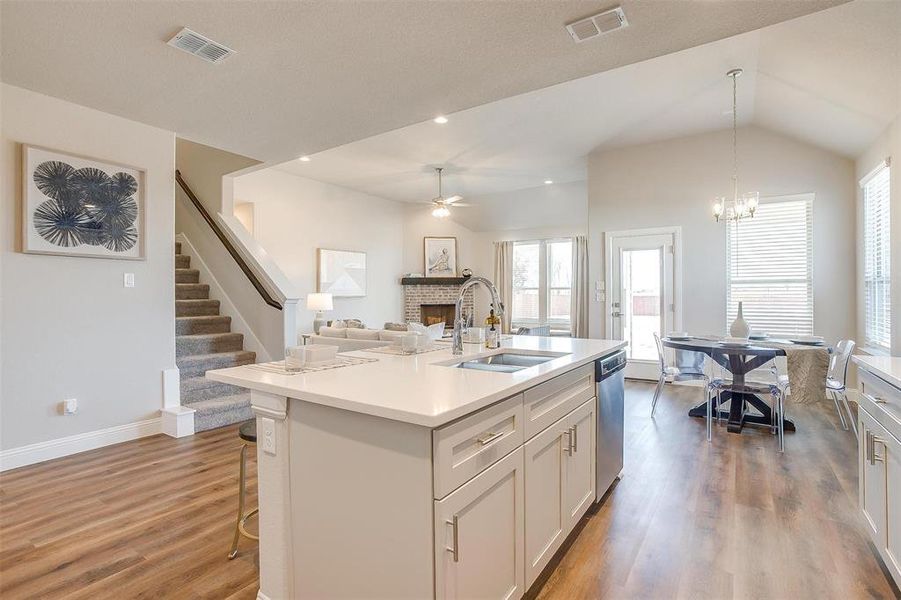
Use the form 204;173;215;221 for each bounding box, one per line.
449;351;566;373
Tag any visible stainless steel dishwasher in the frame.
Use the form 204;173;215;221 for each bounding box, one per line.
595;350;626;501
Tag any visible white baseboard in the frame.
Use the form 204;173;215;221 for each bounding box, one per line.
256;592;271;600
0;417;162;472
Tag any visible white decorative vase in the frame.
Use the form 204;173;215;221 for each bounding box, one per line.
730;301;750;338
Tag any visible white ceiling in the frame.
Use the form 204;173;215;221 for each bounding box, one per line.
0;0;846;163
273;0;900;205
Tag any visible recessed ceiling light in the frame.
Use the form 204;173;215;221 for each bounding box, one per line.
433;116;449;124
544;179;554;185
299;156;311;162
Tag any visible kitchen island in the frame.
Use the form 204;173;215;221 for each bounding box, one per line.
207;336;627;600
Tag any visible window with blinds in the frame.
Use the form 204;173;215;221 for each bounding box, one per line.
862;162;891;351
726;195;813;337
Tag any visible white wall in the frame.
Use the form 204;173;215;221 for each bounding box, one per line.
588;125;857;346
855;117;901;353
234;169;405;331
1;84;176;453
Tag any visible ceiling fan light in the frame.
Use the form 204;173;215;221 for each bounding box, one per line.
432;205;450;218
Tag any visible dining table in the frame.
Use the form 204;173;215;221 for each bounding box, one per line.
662;336;830;434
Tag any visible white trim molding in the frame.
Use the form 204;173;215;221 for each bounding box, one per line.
0;417;162;472
162;406;196;438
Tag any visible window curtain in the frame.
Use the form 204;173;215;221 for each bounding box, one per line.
571;235;589;338
493;241;514;333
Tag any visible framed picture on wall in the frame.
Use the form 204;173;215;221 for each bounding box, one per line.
21;144;146;260
317;248;367;297
424;236;457;277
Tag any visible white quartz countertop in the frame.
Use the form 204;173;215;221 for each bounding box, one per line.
206;336;627;427
854;355;901;390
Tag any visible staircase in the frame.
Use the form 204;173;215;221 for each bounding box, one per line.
175;241;256;431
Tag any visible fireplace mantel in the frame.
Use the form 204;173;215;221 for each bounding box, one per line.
400;277;469;285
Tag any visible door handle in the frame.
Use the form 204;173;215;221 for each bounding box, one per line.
562;429;573;455
476;431;504;446
570;425;578;453
611;312;622;318
445;515;459;562
867;430;886;465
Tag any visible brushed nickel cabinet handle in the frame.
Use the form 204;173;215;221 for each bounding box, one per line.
476;431;504;446
562;429;573;455
873;435;887;463
571;425;578;454
446;515;459;562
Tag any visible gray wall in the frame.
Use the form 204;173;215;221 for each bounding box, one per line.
1;84;176;451
588;125;857;346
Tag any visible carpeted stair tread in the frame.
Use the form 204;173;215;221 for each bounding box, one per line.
176;299;220;317
177;350;256;377
176;332;245;357
175;241;182;254
175;254;190;268
176;315;231;335
175;268;200;283
181;376;246;402
191;393;254;432
176;283;211;300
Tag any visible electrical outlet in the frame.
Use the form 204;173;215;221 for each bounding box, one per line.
262;417;276;455
62;398;78;415
124;273;135;288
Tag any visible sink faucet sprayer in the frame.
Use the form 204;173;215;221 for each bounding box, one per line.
452;276;504;355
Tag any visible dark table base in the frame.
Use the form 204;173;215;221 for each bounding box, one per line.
688;391;796;434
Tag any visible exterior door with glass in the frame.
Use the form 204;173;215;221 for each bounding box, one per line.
607;229;680;380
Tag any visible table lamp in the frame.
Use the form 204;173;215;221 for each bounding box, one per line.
307;293;333;334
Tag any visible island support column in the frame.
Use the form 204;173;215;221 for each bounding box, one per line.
250;390;293;600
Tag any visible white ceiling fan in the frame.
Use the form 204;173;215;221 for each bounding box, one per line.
424;167;469;218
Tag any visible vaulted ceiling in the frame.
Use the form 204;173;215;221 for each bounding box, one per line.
272;0;900;206
1;0;847;163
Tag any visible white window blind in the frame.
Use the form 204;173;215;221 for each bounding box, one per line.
726;195;813;337
862;162;891;351
512;239;572;331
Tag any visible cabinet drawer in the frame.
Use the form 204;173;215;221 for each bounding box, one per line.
523;364;594;440
434;394;524;499
860;369;901;441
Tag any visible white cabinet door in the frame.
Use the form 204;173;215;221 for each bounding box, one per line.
523;419;567;587
563;399;596;532
883;429;901;583
435;447;525;600
859;409;887;543
523;398;597;588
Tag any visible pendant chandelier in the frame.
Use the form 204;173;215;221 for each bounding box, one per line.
713;69;758;223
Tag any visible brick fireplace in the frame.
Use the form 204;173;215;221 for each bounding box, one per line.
402;277;474;328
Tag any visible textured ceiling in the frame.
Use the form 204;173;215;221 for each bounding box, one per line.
273;0;900;205
0;0;847;162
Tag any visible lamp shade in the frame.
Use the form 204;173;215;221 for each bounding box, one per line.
307;292;333;311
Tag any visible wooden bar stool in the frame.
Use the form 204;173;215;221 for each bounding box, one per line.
228;420;259;559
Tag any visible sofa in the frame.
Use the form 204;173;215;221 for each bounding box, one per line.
304;325;407;352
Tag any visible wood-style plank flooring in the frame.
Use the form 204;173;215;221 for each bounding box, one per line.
1;382;898;599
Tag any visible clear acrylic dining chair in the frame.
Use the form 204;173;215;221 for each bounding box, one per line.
651;333;711;421
708;362;790;451
826;339;856;438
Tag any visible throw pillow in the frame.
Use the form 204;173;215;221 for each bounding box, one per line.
346;328;380;340
383;322;408;331
319;326;347;338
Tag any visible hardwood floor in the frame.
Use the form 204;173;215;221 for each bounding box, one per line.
1;382;897;599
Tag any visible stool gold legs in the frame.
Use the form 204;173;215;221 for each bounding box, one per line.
228;443;259;560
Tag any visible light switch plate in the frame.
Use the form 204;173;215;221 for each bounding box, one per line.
262;417;276;455
124;273;135;288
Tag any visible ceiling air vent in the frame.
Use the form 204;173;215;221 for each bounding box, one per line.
167;27;236;64
565;6;628;43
